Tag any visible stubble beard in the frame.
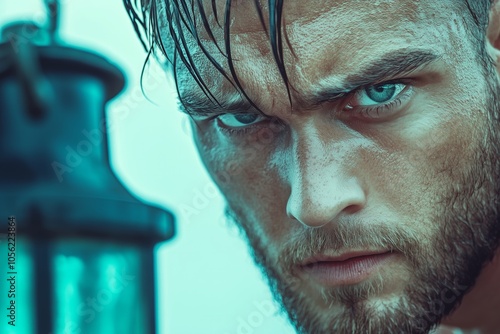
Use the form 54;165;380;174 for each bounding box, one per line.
222;72;500;334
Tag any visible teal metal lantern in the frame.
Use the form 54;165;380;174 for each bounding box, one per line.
0;3;175;334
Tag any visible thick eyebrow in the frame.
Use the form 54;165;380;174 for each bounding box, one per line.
179;49;442;116
177;92;252;117
302;49;442;108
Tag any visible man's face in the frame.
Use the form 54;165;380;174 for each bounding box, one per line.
167;0;500;333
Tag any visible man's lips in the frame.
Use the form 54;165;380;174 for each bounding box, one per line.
300;250;393;267
298;250;396;286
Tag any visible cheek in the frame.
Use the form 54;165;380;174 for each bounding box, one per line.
376;111;484;234
194;127;291;240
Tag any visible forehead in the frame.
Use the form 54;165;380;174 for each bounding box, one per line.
167;0;465;105
191;0;446;34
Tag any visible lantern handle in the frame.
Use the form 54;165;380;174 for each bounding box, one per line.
45;0;59;44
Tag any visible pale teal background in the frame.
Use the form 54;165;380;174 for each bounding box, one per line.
0;1;295;333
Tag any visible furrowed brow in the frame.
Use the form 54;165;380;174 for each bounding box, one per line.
177;92;254;117
178;49;442;116
303;49;442;108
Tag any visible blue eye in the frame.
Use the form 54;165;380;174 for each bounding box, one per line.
217;113;266;128
356;83;406;106
343;81;413;119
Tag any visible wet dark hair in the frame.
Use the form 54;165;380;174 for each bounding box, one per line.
123;0;494;111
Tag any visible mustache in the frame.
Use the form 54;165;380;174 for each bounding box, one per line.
276;221;430;272
277;222;425;271
224;204;425;272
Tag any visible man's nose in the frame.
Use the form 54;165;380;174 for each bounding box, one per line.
285;129;367;228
